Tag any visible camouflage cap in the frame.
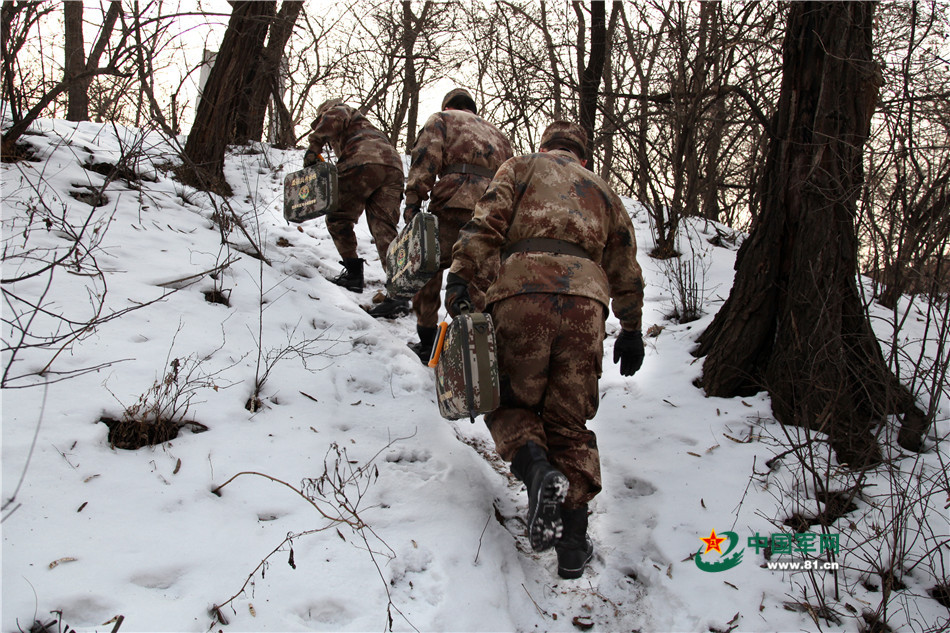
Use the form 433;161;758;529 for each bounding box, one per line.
540;120;588;160
441;88;477;114
315;98;345;119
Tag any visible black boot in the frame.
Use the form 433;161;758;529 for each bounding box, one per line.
367;295;411;319
408;325;439;364
330;258;364;292
556;505;593;579
511;441;569;551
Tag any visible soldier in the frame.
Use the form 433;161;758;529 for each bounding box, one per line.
403;88;513;359
304;99;409;318
445;121;645;579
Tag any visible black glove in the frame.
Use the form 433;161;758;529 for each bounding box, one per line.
613;329;644;376
303;148;320;167
445;272;471;317
403;203;421;224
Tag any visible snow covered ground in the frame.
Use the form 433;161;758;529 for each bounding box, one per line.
2;117;948;633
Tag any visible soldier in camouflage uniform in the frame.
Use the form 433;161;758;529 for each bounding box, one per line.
305;99;409;317
445;121;645;579
402;88;513;355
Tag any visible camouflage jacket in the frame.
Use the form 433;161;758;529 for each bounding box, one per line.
405;110;513;215
308;103;403;175
449;149;645;331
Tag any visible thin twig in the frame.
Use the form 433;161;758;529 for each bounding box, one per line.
522;583;547;617
474;511;492;564
155;257;240;288
211;471;359;526
2;383;47;522
212;527;333;617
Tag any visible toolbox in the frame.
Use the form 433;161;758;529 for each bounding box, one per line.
385;211;440;299
283;162;339;223
431;308;500;422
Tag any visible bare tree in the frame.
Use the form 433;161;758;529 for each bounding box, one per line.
2;1;56;127
279;7;346;146
603;2;781;254
63;1;84;120
2;1;132;160
488;2;556;146
573;1;606;172
63;1;122;122
388;1;429;151
235;0;303;145
325;0;456;150
861;1;950;308
604;2;669;202
693;2;928;467
119;0;217;137
180;1;275;194
461;1;572;151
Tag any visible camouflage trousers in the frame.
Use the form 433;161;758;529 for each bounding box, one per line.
412;207;492;327
486;293;605;509
327;164;403;264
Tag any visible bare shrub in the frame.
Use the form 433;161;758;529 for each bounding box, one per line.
659;221;712;323
210;438;417;631
750;374;949;633
2;128;181;390
102;352;229;450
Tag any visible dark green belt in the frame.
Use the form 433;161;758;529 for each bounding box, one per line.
443;163;496;179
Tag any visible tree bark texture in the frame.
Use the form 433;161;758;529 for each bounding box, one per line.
64;1;88;122
63;1;121;123
181;1;274;192
237;0;302;144
693;2;927;466
397;1;423;152
2;2;24;119
575;1;606;172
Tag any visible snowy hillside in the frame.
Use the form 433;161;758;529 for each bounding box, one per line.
2;118;947;633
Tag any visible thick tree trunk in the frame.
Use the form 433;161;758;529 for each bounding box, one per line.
693;2;928;467
701;95;724;222
269;87;296;149
64;1;88;122
391;1;430;152
228;1;275;145
181;1;274;193
598;3;622;182
398;1;418;152
575;1;606;172
237;0;301;144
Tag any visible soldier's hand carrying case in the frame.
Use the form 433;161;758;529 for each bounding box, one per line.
432;308;500;423
283;163;339;223
385;212;440;299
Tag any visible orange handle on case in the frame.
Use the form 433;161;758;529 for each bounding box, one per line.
427;322;449;368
